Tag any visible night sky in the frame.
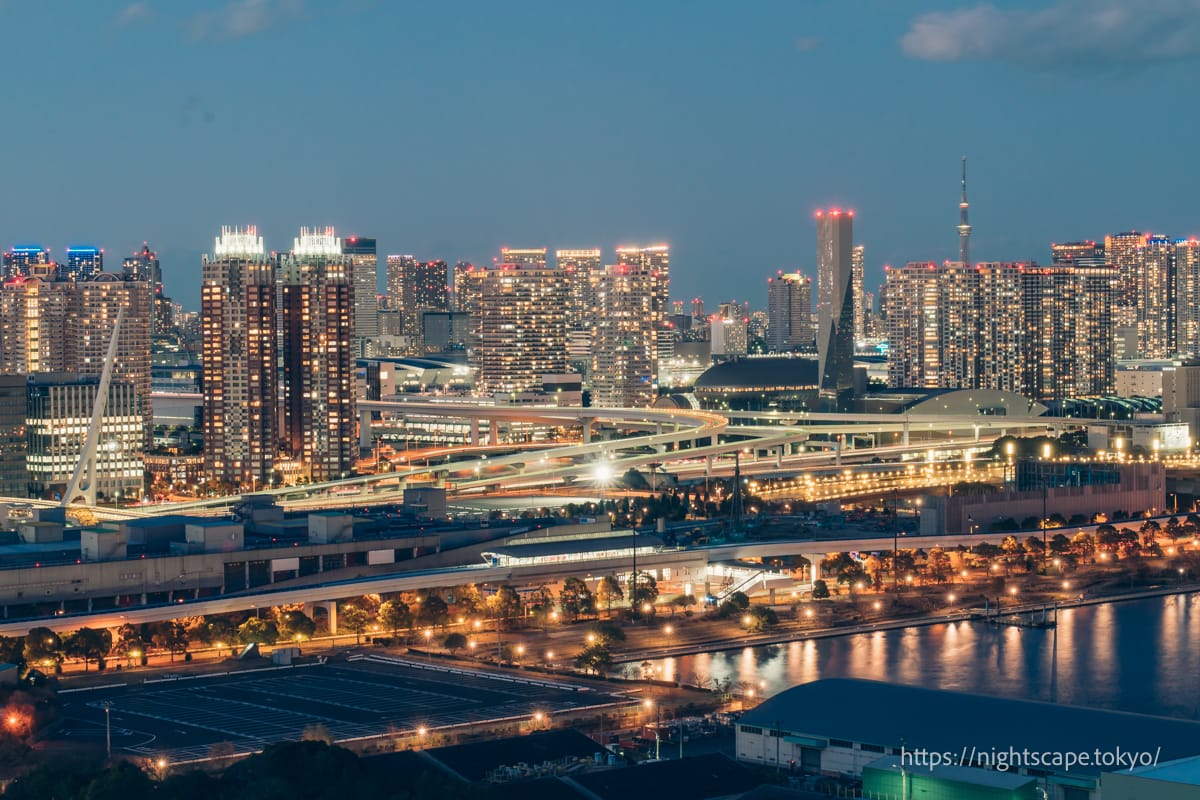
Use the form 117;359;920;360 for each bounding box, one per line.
3;0;1198;310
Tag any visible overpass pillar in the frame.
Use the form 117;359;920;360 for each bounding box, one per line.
706;454;714;473
469;419;480;446
310;601;337;634
489;421;500;446
775;448;783;468
835;437;842;467
973;424;980;442
582;417;595;445
359;408;373;450
802;553;822;585
902;422;910;446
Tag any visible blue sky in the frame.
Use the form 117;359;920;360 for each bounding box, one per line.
2;0;1199;310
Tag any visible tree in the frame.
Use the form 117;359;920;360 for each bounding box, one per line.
63;628;112;672
741;606;779;633
149;621;189;661
586;622;626;647
487;586;522;629
726;591;750;611
24;628;62;670
237;617;279;646
114;624;147;665
628;572;659;616
339;605;372;645
811;580;831;600
194;617;238;654
669;594;697;616
596;575;624;617
525;584;555;622
926;548;951;584
574;644;613;675
442;633;467;654
0;635;26;671
277;610;316;643
378;600;413;638
415;594;449;629
453;585;484;618
558;577;595;621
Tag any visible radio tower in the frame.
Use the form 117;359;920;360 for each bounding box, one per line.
957;156;972;266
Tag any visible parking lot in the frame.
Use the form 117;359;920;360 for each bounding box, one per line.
57;655;625;763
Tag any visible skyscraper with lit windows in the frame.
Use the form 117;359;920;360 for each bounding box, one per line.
474;264;568;397
343;236;379;345
816;210;855;408
1136;235;1173;359
555;248;602;332
279;227;356;482
201;226;276;490
592;262;659;407
499;247;547;268
851;244;865;345
1176;238;1200;357
2;247;51;279
766;271;813;352
64;247;103;280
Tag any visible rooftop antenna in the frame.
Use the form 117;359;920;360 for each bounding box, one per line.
958;156;972;266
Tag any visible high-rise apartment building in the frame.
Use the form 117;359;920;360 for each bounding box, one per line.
404;261;449;341
556;248;603;332
279;228;356;482
474;264;568;397
64;247;103;280
816;210;855;408
454;262;485;357
385;255;415;311
766;271;813;352
343;236;379;345
68;273;153;441
1051;241;1105;266
1176;238;1200;357
0;376;26;498
500;247;548;268
1136;235;1173;359
2;247;51;279
122;244;173;335
0;277;69;375
615;246;671;376
201;226;276;490
851;244;865;345
591;263;659;407
884;260;1115;400
1106;231;1143;356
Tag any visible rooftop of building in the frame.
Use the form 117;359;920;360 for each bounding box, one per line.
423;729;600;782
694;357;818;390
740;679;1200;778
1122;754;1200;785
864;755;1035;789
481;533;663;559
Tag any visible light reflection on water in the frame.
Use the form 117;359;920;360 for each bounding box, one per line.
637;594;1200;719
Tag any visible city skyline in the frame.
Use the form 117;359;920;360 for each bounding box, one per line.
2;1;1199;311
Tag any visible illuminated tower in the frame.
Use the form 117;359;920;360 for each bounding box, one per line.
556;248;603;332
2;246;51;279
816;209;854;408
474;264;568;397
851;244;865;344
201;226;276;490
279;227;357;482
592;262;659;407
64;247;103;280
766;271;813;352
385;254;415;310
499;247;548;268
957;156;972;266
1176;238;1200;357
342;236;379;345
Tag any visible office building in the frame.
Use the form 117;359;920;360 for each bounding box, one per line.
1021;263;1116;399
26;373;143;501
2;247;51;280
343;236;379;344
766;271;813;352
592;263;659;407
499;247;547;268
403;261;449;343
64;247;103;280
556;248;602;332
279;227;356;482
123;243;173;336
1177;238;1200;357
474;264;568;397
0;376;26;498
454;262;485;357
815;209;855;408
851;244;865;344
201;226;277;491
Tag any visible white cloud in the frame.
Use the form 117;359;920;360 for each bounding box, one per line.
901;0;1200;70
189;0;304;42
116;2;153;27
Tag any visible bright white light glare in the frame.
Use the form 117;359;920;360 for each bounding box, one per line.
594;463;614;483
